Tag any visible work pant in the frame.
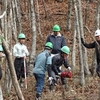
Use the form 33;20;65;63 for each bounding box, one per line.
14;58;28;80
34;73;45;94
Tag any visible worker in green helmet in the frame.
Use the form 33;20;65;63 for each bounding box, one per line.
47;46;71;91
33;42;53;100
46;24;66;57
0;45;5;80
13;33;29;87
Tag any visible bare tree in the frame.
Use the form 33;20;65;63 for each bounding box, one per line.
14;0;22;33
71;20;77;72
77;0;91;77
28;0;37;76
73;0;85;86
2;39;25;100
67;0;72;30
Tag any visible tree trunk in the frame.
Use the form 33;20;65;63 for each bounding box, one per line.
73;0;85;86
36;0;43;38
71;20;76;72
28;0;36;76
11;0;18;43
0;84;3;100
2;39;25;100
14;0;22;33
67;0;72;30
77;0;91;77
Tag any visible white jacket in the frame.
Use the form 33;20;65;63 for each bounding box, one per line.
13;42;29;57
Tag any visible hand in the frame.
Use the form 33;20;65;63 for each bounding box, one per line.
58;72;61;76
48;77;53;81
68;67;71;71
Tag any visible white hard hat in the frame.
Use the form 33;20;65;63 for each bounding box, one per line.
95;29;100;36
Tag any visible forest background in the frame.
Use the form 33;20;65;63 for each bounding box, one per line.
0;0;100;100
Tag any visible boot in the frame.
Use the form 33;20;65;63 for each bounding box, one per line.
19;79;24;88
35;93;41;100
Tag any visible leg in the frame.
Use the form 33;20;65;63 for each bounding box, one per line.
34;73;45;99
61;77;67;89
96;64;100;78
14;58;21;80
48;71;57;91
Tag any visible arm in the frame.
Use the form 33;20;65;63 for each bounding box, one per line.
63;59;70;68
47;64;52;77
81;38;95;48
24;46;29;56
46;35;50;42
61;36;66;47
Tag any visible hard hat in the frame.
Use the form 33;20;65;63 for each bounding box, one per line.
61;70;72;78
61;46;70;54
18;33;26;39
95;29;100;36
0;45;3;52
53;24;60;32
45;42;53;49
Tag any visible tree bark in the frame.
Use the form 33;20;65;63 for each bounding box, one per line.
73;0;85;86
28;0;36;76
71;20;76;72
67;0;72;30
0;84;3;100
77;0;91;77
2;39;25;100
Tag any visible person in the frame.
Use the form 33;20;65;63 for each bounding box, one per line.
46;24;66;57
47;46;71;91
33;42;53;100
13;33;29;87
0;45;5;80
81;29;100;77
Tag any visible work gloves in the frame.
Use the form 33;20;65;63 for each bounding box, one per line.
48;77;53;85
48;77;53;81
58;73;61;76
68;67;71;71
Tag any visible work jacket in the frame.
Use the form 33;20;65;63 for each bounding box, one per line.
81;38;100;65
48;53;70;76
33;50;52;75
46;33;66;54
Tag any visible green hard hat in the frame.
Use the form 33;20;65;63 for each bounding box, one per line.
53;24;60;32
61;46;70;54
0;45;3;52
45;42;53;49
18;33;26;39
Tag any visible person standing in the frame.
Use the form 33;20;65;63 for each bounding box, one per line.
46;24;66;56
81;29;100;77
13;33;29;87
33;42;53;100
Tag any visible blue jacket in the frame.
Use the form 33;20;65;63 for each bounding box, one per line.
33;50;52;74
46;33;66;54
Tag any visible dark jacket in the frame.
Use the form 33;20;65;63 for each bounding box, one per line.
48;53;70;76
46;34;66;54
81;38;100;65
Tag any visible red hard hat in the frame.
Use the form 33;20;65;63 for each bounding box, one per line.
61;70;72;78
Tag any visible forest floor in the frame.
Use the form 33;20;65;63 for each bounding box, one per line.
2;0;100;100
